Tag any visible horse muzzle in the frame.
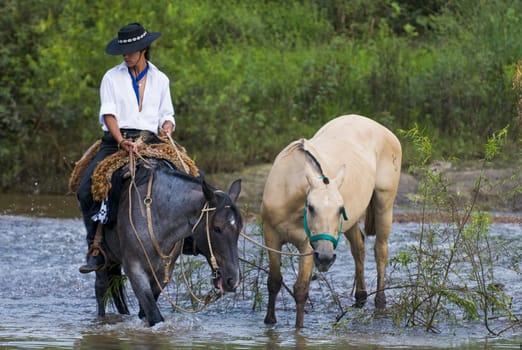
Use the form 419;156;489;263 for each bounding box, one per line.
213;268;239;293
313;250;337;272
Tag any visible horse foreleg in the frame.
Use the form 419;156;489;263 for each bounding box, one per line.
137;279;163;320
136;276;162;320
294;252;313;328
346;225;367;307
264;226;283;325
127;268;164;326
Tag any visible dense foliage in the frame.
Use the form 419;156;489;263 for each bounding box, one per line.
1;0;521;193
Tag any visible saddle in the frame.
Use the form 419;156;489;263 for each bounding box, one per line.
68;136;199;201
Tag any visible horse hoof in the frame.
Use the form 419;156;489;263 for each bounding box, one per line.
375;292;386;309
148;315;165;327
352;300;365;308
264;316;277;325
353;290;367;308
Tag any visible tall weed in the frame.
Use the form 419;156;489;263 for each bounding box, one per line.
389;125;520;334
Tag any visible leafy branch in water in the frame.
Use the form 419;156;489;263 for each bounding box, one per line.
388;125;520;335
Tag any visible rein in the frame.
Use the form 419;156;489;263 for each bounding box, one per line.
166;133;190;174
191;202;219;274
144;172;180;283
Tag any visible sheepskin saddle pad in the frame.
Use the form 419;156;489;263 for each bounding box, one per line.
68;136;199;201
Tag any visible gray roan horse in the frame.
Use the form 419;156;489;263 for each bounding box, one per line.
261;115;402;328
95;159;242;327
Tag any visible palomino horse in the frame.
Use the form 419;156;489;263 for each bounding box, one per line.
95;159;242;327
261;115;401;328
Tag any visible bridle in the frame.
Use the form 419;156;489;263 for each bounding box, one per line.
190;201;219;278
303;188;349;250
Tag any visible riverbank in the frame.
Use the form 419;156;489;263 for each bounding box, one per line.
206;161;522;223
1;161;520;221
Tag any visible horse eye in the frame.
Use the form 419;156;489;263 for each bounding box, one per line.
308;204;315;215
213;226;222;234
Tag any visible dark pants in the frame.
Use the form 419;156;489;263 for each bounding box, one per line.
77;132;119;247
77;129;162;247
77;129;161;247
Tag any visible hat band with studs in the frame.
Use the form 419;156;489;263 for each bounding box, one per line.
118;31;148;44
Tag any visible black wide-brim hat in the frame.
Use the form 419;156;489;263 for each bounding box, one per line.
105;22;161;55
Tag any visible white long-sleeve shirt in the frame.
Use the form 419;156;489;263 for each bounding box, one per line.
98;61;175;133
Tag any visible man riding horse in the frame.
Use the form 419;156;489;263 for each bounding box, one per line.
77;22;175;273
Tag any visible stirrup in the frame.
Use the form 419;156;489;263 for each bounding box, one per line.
79;249;106;274
80;221;108;273
85;245;108;268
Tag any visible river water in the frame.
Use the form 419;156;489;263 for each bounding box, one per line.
0;195;521;349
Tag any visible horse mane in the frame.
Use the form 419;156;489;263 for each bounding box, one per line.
296;139;330;185
136;160;242;228
153;159;204;185
117;159;202;188
151;160;241;223
103;159;203;224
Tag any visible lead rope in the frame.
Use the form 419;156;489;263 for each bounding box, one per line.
239;231;313;257
126;152;220;313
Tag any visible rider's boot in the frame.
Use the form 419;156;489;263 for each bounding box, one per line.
79;222;105;274
79;249;105;274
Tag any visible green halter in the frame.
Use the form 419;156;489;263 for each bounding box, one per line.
303;190;348;249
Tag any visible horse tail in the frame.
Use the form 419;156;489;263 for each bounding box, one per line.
364;192;376;236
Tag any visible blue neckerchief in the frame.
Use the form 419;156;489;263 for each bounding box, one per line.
128;63;149;105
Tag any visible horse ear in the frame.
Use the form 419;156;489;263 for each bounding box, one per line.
333;164;346;188
202;180;215;201
227;179;242;203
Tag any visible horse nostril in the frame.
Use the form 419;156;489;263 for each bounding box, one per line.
313;251;332;264
313;251;337;272
227;277;237;291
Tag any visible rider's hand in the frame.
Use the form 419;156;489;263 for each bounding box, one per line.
119;139;137;153
160;121;174;137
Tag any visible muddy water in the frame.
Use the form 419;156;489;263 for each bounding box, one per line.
0;195;521;349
